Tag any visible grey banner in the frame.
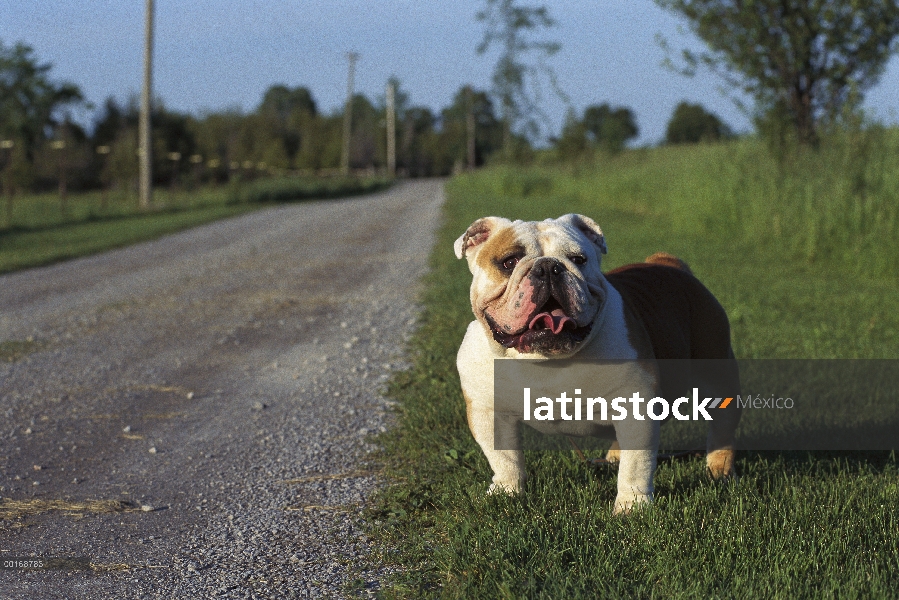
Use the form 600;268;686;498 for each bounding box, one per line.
493;359;899;451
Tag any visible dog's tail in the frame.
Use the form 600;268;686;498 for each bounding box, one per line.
645;252;693;275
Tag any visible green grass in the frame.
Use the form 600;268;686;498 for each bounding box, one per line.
0;175;392;274
365;139;899;598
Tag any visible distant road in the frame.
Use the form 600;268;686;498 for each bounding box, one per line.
0;180;443;598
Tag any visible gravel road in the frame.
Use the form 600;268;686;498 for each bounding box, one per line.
0;180;443;598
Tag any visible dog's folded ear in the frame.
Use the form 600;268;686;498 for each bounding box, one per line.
454;216;512;259
556;213;607;255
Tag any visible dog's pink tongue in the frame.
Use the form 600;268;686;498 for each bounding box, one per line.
528;309;573;334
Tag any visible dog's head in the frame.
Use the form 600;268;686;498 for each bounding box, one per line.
455;214;608;357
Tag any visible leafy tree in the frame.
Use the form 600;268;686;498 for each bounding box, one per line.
151;103;197;187
1;138;32;225
554;108;589;160
399;106;437;176
476;0;565;151
0;41;83;158
440;85;503;168
583;104;639;152
656;0;899;145
92;97;132;147
553;104;639;157
343;94;379;170
296;115;343;172
103;128;139;196
665;101;732;144
188;110;243;181
258;85;316;121
91;97;137;193
257;85;317;163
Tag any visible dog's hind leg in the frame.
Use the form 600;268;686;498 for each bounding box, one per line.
706;414;740;478
702;358;742;479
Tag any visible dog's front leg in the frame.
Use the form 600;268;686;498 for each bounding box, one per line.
612;420;659;514
466;399;526;493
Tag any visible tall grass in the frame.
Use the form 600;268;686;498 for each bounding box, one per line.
481;130;899;276
663;131;899;273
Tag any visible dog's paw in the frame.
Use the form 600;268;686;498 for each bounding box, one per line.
612;493;651;515
605;448;621;463
706;448;736;480
487;482;521;496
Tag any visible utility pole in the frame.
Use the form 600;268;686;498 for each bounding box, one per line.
340;52;359;176
386;81;396;177
139;0;154;208
466;86;476;171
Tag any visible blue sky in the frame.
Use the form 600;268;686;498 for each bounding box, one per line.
4;0;899;145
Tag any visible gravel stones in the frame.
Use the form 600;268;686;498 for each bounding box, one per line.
0;181;443;598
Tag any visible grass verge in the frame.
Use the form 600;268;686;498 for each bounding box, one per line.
0;175;392;275
366;145;899;598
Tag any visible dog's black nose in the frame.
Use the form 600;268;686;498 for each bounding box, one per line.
531;258;566;281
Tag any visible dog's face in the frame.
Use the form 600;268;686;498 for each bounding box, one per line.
455;214;608;357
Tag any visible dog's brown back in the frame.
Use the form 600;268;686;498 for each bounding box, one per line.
604;257;730;360
644;251;692;274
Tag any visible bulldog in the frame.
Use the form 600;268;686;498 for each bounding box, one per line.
454;214;741;513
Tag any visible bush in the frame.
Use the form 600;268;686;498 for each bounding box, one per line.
665;102;732;144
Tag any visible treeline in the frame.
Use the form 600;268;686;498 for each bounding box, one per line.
1;40;740;199
1;84;506;196
85;82;508;188
1;39;512;196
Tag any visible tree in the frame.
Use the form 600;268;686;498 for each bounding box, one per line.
151;103;196;187
103;128;139;197
92;97;130;147
1;138;32;226
347;94;379;170
656;0;899;145
189;109;243;182
553;104;639;157
399;106;437;176
257;85;317;163
258;85;316;121
583;104;638;152
0;41;83;158
554;109;589;160
665;101;732;144
440;86;503;168
476;0;565;151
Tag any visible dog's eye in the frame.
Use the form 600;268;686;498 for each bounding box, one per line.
569;254;587;266
501;255;520;271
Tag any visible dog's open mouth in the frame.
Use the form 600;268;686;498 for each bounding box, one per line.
487;297;593;352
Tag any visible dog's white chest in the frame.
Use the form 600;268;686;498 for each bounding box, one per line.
579;284;639;360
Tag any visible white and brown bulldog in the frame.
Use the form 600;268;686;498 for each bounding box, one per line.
455;214;741;513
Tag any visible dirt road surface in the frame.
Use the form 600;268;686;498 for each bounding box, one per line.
0;180;443;598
